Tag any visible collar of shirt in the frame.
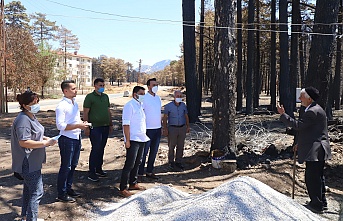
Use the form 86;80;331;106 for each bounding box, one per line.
92;90;104;96
146;91;156;97
62;96;76;104
304;103;313;112
173;101;183;106
132;98;142;105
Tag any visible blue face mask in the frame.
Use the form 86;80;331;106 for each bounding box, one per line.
97;87;105;93
29;103;40;114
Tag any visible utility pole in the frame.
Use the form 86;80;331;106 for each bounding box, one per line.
137;59;141;85
0;0;7;113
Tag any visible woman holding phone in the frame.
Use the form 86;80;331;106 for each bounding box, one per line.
11;91;57;221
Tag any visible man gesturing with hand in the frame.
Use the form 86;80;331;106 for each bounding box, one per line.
277;87;331;214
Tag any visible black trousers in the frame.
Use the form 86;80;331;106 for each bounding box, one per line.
120;141;146;191
305;160;327;210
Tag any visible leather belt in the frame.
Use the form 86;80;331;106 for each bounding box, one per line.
170;124;185;127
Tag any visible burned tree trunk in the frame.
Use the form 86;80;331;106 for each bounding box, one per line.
182;0;199;122
306;0;339;109
211;0;236;157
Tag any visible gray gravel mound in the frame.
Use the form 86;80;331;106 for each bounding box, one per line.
92;176;325;221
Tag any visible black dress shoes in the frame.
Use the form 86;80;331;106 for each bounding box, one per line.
146;173;159;180
57;194;76;203
304;204;324;214
67;189;81;198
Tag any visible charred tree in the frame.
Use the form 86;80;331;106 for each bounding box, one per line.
306;0;339;109
279;0;293;117
290;0;301;109
246;0;254;114
182;0;199;122
334;1;343;110
211;0;236;157
236;0;243;111
254;0;261;108
270;0;277;111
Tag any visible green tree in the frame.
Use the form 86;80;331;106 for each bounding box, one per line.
56;25;80;75
36;42;56;98
30;12;58;45
4;1;30;29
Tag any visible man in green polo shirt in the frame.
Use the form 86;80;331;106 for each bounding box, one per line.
83;78;113;182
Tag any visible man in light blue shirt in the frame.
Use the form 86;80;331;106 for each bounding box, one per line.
162;90;190;171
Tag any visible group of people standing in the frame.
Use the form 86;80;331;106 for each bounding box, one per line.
118;78;190;197
10;77;190;220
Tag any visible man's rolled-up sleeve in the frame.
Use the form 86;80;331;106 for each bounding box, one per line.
122;103;133;126
56;106;67;131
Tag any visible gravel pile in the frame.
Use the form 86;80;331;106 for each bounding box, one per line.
91;176;325;221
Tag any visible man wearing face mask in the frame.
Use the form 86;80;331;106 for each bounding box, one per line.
83;78;113;182
162;90;190;171
138;78;162;179
119;86;150;197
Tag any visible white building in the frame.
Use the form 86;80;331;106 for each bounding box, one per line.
54;51;93;87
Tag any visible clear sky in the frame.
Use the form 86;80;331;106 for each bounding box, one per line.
8;0;204;67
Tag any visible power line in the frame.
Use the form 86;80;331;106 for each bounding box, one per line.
43;0;343;27
10;0;336;39
44;0;181;24
38;13;343;38
45;0;343;26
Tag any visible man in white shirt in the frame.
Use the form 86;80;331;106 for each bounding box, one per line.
138;78;162;179
119;86;150;197
55;80;89;203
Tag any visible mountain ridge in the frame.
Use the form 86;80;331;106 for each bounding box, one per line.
135;59;171;74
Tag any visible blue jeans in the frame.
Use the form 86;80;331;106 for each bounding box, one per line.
21;157;43;221
120;141;146;191
57;135;81;196
138;128;161;175
89;126;109;173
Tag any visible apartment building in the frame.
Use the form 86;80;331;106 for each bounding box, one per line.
54;51;93;87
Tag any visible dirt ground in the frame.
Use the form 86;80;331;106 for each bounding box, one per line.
0;85;343;221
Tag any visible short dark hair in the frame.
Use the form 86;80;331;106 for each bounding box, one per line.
147;78;156;86
94;78;104;85
61;80;75;91
132;86;145;95
16;91;39;111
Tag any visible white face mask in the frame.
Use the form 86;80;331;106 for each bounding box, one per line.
152;86;158;94
175;98;182;103
29;103;40;114
137;94;145;103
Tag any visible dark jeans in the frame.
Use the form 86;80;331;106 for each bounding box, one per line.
305;160;327;210
89;126;109;173
138;128;161;175
21;157;43;221
57;135;81;196
120;141;146;191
